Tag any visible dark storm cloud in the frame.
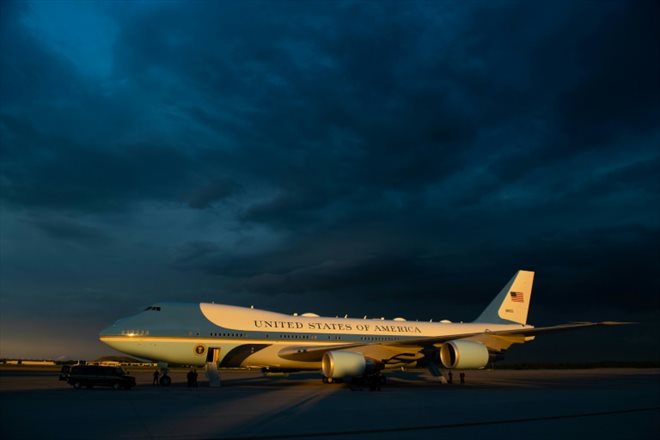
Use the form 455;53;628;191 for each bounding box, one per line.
0;1;238;213
491;2;659;180
474;225;660;307
0;1;78;106
176;240;222;264
25;215;111;247
573;156;660;199
241;253;434;296
106;0;479;194
4;0;656;216
554;2;660;145
183;178;241;209
2;139;197;210
174;236;442;299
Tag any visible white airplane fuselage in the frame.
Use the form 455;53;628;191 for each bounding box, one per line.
100;270;625;381
99;302;528;369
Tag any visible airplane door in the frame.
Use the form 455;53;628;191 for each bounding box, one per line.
206;347;221;364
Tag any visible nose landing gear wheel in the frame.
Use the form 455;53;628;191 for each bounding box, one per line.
159;375;171;386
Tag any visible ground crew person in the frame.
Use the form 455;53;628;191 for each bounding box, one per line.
152;370;159;386
460;372;465;384
448;371;453;384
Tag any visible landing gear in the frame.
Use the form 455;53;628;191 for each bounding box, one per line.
366;373;384;391
425;359;448;383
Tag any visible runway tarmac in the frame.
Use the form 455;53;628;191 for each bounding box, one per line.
1;368;659;439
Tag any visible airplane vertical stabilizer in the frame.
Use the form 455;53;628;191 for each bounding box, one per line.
474;270;534;325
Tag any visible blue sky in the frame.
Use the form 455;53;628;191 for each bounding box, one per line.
0;0;658;361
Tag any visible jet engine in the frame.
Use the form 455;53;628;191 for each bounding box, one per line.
440;340;489;369
322;351;376;380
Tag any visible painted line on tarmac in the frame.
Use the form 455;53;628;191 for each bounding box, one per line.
210;406;660;440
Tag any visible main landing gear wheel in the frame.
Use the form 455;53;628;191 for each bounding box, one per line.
159;375;172;386
322;377;334;384
112;382;120;390
369;376;383;391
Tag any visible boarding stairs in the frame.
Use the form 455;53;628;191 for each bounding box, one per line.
205;362;221;387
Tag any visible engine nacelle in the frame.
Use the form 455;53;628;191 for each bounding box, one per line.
440;340;489;369
322;351;370;379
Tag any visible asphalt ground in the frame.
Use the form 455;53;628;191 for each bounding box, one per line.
1;368;658;439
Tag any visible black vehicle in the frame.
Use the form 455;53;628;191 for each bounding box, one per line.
67;365;136;390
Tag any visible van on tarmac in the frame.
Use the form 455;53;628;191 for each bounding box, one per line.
67;365;136;390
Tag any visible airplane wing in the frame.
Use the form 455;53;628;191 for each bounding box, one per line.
277;321;633;362
387;321;634;348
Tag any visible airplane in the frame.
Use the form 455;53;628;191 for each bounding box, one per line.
99;270;629;386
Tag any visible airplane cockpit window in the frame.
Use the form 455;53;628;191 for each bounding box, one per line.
144;306;161;311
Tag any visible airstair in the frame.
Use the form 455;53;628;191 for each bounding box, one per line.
205;361;221;387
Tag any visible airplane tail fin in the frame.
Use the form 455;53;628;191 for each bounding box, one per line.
474;270;534;325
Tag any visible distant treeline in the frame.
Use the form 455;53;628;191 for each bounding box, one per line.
495;361;660;369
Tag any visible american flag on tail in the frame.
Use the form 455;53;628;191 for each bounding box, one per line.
510;291;524;303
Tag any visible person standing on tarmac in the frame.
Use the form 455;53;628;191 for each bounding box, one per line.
186;369;194;387
152;370;159;386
